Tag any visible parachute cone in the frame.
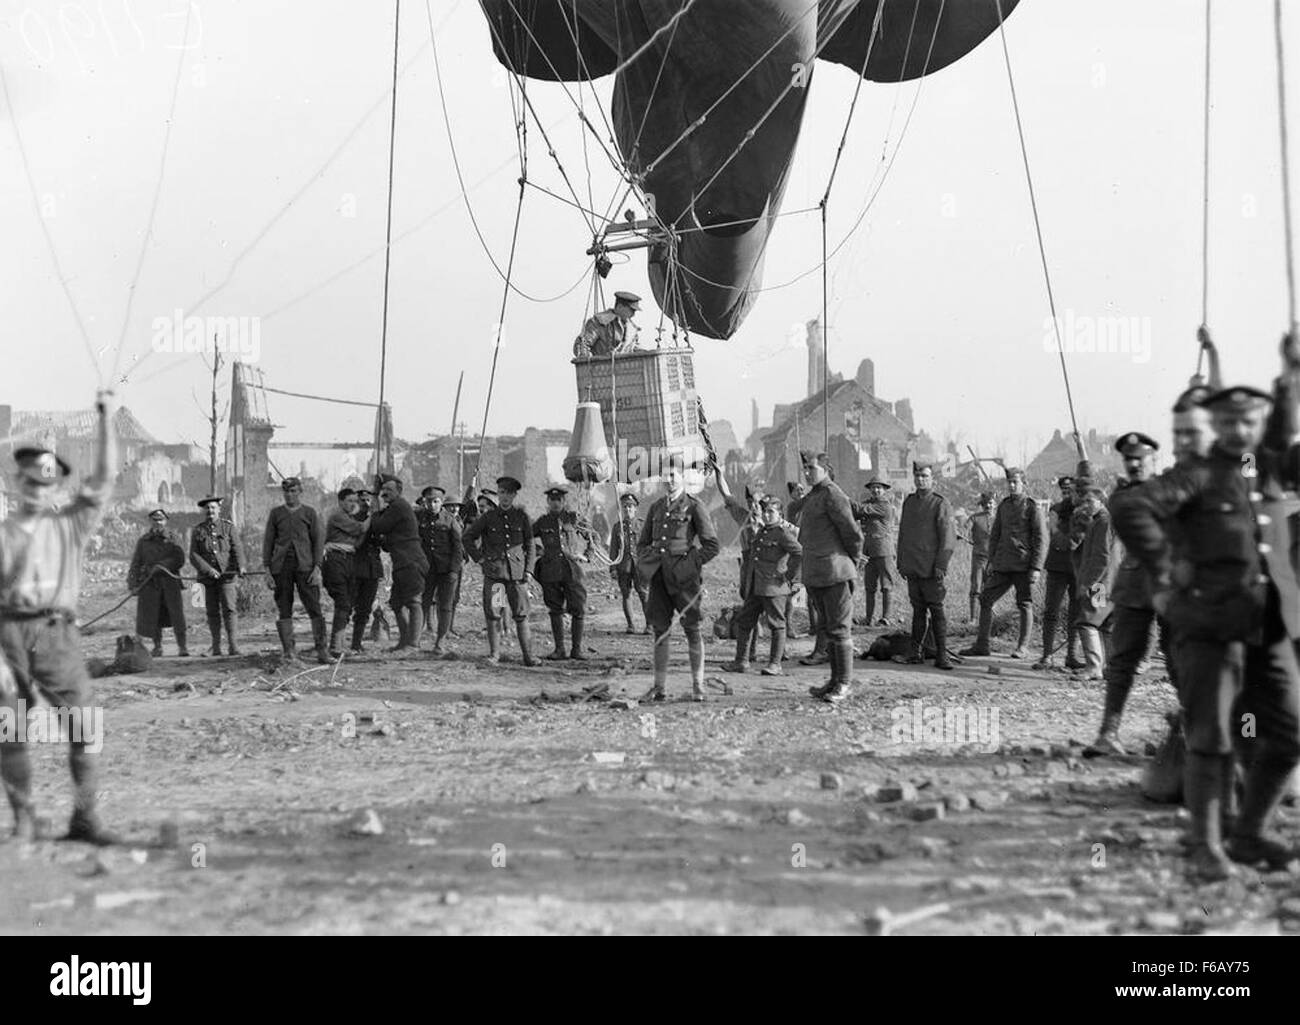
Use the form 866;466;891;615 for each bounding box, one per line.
564;401;614;483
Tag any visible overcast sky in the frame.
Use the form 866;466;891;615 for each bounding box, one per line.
2;0;1297;468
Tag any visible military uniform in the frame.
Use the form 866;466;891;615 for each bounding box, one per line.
637;485;721;699
1040;483;1082;668
263;484;327;662
723;517;802;674
1096;434;1173;752
968;503;993;620
417;495;463;653
1071;493;1113;680
854;481;896;625
189;499;244;655
534;489;594;660
965;470;1046;658
1111;384;1300;880
462;477;537;665
1;424;118;845
323;494;367;656
787;465;863;700
349;492;384;652
573;291;642;358
128;518;188;656
609;503;648;632
896;476;956;668
368;483;428;651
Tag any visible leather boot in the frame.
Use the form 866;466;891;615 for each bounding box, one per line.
932;610;953;670
1083;671;1127;756
747;626;758;663
175;626;189;657
968;593;978;623
349;617;366;654
484;619;500;664
647;633;669;701
761;628;785;676
1074;627;1105;681
899;606;926;664
223;609;241;655
205;616;223;657
1009;605;1032;659
275;618;298;663
799;629;829;666
818;642;854;703
1227;754;1300;869
879;589;892;625
570;616;587;660
311;616;330;664
863;590;876;627
1033;616;1058;670
517;619;539;666
406;602;423;650
546;614;568;660
150;634;163;658
960;603;993;656
723;628;751;673
63;742;121;846
687;629;705;701
1184;753;1235;882
1065;622;1084;669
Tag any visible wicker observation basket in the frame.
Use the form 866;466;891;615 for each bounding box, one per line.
572;348;706;481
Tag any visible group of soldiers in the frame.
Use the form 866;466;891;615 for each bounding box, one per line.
4;324;1300;883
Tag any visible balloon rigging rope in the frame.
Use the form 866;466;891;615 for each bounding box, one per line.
993;0;1085;461
1276;0;1298;334
374;0;404;472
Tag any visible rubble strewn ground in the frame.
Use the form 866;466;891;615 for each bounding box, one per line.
3;561;1298;936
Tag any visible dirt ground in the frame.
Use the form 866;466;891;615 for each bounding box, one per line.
3;559;1299;937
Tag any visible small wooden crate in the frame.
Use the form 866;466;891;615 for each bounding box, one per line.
573;348;705;478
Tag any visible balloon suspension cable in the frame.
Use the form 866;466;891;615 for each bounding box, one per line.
1197;0;1213;380
994;0;1086;462
374;0;403;474
1276;0;1298;335
473;77;530;485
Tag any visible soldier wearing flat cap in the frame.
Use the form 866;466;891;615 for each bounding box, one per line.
533;485;595;660
967;492;995;622
962;467;1047;659
636;452;721;700
416;485;463;656
1038;475;1083;670
348;488;384;653
788;451;863;702
854;476;897;628
896;461;956;670
1111;361;1300;882
0;390;119;844
609;491;649;633
573;291;642;359
263;476;328;664
367;474;428;653
128;508;188;657
463;476;538;665
1083;432;1168;750
190;496;245;656
721;495;803;677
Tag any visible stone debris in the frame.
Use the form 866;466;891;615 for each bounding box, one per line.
347;809;384;836
875;782;919;803
820;772;842;791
